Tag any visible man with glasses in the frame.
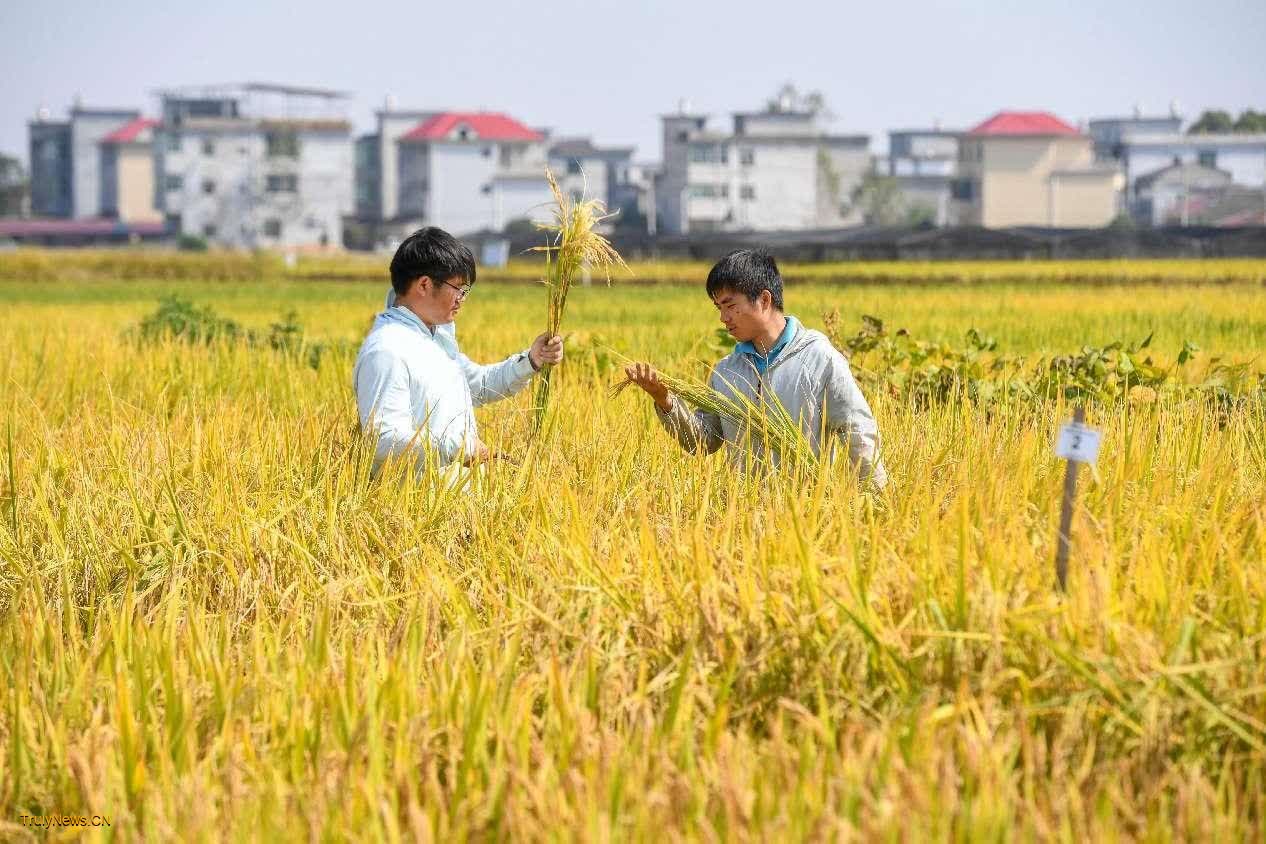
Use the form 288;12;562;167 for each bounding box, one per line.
354;226;563;479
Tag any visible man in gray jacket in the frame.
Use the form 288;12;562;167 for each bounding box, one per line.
624;249;888;488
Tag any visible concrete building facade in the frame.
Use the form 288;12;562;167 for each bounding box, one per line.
957;111;1122;228
154;83;354;248
548;138;636;225
658;99;869;234
1118;133;1266;197
394;112;556;236
888;129;960;225
28;105;139;218
99;118;161;223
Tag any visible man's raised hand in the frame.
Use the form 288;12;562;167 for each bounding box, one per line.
624;362;672;412
529;334;564;370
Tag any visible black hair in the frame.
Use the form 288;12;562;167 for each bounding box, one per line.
705;248;784;311
389;227;477;295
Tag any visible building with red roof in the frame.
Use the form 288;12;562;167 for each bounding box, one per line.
391;110;556;236
967;111;1079;137
957;110;1122;227
399;112;544;143
100;118;162;223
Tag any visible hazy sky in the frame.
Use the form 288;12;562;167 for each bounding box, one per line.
2;0;1264;166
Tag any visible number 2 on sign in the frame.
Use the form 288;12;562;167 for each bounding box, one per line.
1056;422;1101;464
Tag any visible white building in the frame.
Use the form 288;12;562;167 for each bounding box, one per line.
548;138;636;225
657;96;870;234
394;111;556;236
1118;132;1266;198
887;129;961;226
154;83;354;248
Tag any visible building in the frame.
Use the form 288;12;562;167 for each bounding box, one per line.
100;118;161;223
887;129;961;225
956;111;1122;228
1116;131;1266;219
394;111;556;236
548;138;637;225
658;94;870;234
1088;111;1183;161
354;105;441;224
28;105;140;218
154;83;354;248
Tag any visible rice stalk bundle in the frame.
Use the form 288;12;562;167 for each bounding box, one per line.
611;361;818;468
530;169;627;435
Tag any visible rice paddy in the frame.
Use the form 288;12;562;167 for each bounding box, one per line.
1;262;1264;840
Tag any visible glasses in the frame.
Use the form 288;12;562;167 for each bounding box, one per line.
439;279;473;300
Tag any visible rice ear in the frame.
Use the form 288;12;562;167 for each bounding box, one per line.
532;166;628;436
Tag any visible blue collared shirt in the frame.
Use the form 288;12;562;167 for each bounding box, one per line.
735;315;799;374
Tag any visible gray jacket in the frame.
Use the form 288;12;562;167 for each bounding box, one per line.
655;323;888;487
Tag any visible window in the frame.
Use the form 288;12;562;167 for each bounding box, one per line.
688;144;728;164
202;179;216;195
1197;150;1217;169
739;148;755;166
266;174;299;193
740;185;756;200
165;175;184;191
266;131;300;158
950;179;975;201
263;219;282;238
202;223;217;238
566;159;582;175
201;138;215;156
166;133;181;152
688;184;728;199
677;131;689;143
481;146;492;158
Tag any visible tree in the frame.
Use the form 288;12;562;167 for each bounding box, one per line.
1187;110;1234;135
1232;109;1266;133
849;171;905;226
0;154;27;217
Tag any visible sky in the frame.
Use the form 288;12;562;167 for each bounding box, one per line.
2;0;1264;167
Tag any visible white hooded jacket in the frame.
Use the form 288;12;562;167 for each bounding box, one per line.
655;321;888;488
353;300;537;477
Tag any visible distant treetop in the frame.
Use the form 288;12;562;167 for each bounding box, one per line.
1187;109;1266;135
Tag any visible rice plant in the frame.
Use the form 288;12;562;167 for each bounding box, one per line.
530;168;627;435
0;265;1264;839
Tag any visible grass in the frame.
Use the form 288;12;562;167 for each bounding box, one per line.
0;268;1264;839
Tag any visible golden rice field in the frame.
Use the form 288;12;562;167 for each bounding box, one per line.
1;258;1265;840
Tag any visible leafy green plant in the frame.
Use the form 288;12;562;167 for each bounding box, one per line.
132;297;349;370
824;310;1265;408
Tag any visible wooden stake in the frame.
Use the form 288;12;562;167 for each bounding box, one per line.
1055;406;1085;591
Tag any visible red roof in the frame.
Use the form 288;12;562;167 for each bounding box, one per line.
102;118;159;144
968;111;1079;137
399;112;543;143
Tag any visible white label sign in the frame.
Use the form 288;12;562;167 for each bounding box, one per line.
1055;422;1102;464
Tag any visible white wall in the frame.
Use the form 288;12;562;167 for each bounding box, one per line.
427;144;499;236
1127;140;1266;189
158;125;352;247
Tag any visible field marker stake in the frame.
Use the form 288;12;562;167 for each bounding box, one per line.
1054;406;1101;591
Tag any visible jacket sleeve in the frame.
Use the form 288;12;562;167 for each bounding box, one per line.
654;392;725;455
822;349;889;489
458;349;538;408
355;350;468;471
